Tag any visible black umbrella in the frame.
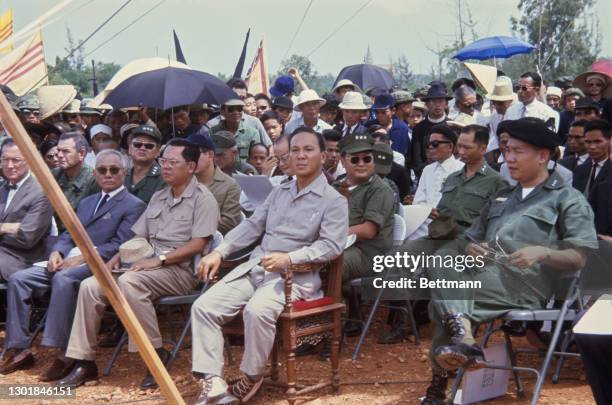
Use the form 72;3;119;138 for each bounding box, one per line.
103;66;236;110
334;64;395;92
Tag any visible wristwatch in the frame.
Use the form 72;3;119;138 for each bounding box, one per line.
158;254;167;266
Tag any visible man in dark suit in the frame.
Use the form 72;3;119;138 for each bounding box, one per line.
572;119;611;196
558;120;589;172
333;91;368;136
0;139;54;281
0;149;146;380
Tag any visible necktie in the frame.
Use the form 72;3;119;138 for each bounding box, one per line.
521;105;527;118
584;162;598;196
4;183;16;191
95;194;109;214
345;125;351;136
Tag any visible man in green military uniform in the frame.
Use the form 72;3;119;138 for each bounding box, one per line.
334;132;395;337
53;132;98;232
380;125;508;344
124;125;165;204
421;118;597;405
210;99;260;162
212;132;257;176
372;143;400;214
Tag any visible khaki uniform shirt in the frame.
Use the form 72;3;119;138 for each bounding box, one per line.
125;162;166;204
210;121;260;162
132;176;219;271
432;163;508;236
334;174;395;258
466;172;597;299
204;166;242;235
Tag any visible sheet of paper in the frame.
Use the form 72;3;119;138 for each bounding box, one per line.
573;294;612;335
402;204;432;238
234;174;274;207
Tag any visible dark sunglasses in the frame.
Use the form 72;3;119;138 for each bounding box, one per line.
427;140;452;148
516;85;534;92
132;141;157;150
461;103;476;109
587;82;604;87
227;106;243;113
349;155;373;165
96;167;121;175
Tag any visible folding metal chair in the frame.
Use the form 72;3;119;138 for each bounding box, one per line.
449;271;583;405
103;231;222;376
350;214;421;360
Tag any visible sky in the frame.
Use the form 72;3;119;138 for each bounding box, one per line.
3;0;611;77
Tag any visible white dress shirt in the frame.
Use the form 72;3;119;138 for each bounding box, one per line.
413;155;464;207
505;99;560;132
5;172;31;211
93;185;125;214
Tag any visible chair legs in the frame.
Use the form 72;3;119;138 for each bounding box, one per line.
165;316;192;372
282;319;297;405
504;331;525;397
331;310;341;392
103;331;128;376
552;330;573;384
352;286;384;360
270;341;279;382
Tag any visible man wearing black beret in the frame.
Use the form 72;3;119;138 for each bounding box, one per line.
422;117;598;404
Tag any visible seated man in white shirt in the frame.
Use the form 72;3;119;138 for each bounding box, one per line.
505;71;560;132
408;124;464;239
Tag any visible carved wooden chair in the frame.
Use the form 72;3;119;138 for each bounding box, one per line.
222;254;345;405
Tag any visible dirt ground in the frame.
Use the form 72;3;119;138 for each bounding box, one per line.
0;309;595;405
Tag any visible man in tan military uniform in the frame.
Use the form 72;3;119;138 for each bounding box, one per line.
61;139;219;389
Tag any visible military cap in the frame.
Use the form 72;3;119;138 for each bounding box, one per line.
222;98;245;107
501;117;561;149
131;125;162;143
392;90;416;105
338;132;375;154
212;131;237;154
372;143;393;176
430;124;457;144
574;97;600;111
564;87;584;98
187;133;215;151
79;106;104;116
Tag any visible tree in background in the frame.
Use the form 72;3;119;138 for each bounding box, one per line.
390;55;414;90
509;0;601;81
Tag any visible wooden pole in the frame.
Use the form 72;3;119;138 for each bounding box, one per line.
0;92;185;405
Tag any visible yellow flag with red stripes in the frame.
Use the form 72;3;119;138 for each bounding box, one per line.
0;9;13;54
245;38;270;96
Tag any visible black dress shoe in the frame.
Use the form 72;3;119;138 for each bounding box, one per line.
318;340;331;361
295;342;318;357
58;360;98;387
0;349;34;375
38;357;76;382
343;321;362;338
98;325;125;348
377;327;407;344
139;348;170;389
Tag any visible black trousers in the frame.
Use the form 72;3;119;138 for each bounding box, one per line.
575;332;612;405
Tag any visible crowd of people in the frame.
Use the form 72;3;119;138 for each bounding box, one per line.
0;65;610;404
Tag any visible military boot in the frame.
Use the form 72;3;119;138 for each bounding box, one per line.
421;367;448;405
434;313;486;371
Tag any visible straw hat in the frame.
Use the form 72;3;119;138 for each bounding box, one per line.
338;91;369;110
37;85;77;120
118;237;155;270
293;89;326;111
489;76;515;102
447;113;476;128
332;79;360;93
62;99;81;114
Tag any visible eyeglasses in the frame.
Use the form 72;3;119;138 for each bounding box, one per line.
21;109;40;116
587;82;604;87
159;158;185;167
132;141;157;150
461;103;476;110
96;166;121;175
349;155;373;165
516;85;536;92
427;140;452;148
226;106;243;113
0;157;25;165
278;153;290;163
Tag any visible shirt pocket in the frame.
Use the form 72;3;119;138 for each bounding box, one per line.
463;189;491;215
520;207;559;239
145;205;163;237
171;210;193;237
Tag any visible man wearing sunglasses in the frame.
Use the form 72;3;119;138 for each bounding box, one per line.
1;150;145;380
124;125;165;204
334;132;395;337
505;71;560;133
575;71;610;108
211;99;264;162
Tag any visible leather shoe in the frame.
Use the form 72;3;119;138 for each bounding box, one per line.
139;348;170;389
295;342;318;357
343;321;362;338
38;357;76;382
58;360;98;387
98;325;125;348
0;349;34;374
318;340;331;361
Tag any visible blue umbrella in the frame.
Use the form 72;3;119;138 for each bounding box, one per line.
103;66;236;109
453;36;535;61
334;64;395;92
